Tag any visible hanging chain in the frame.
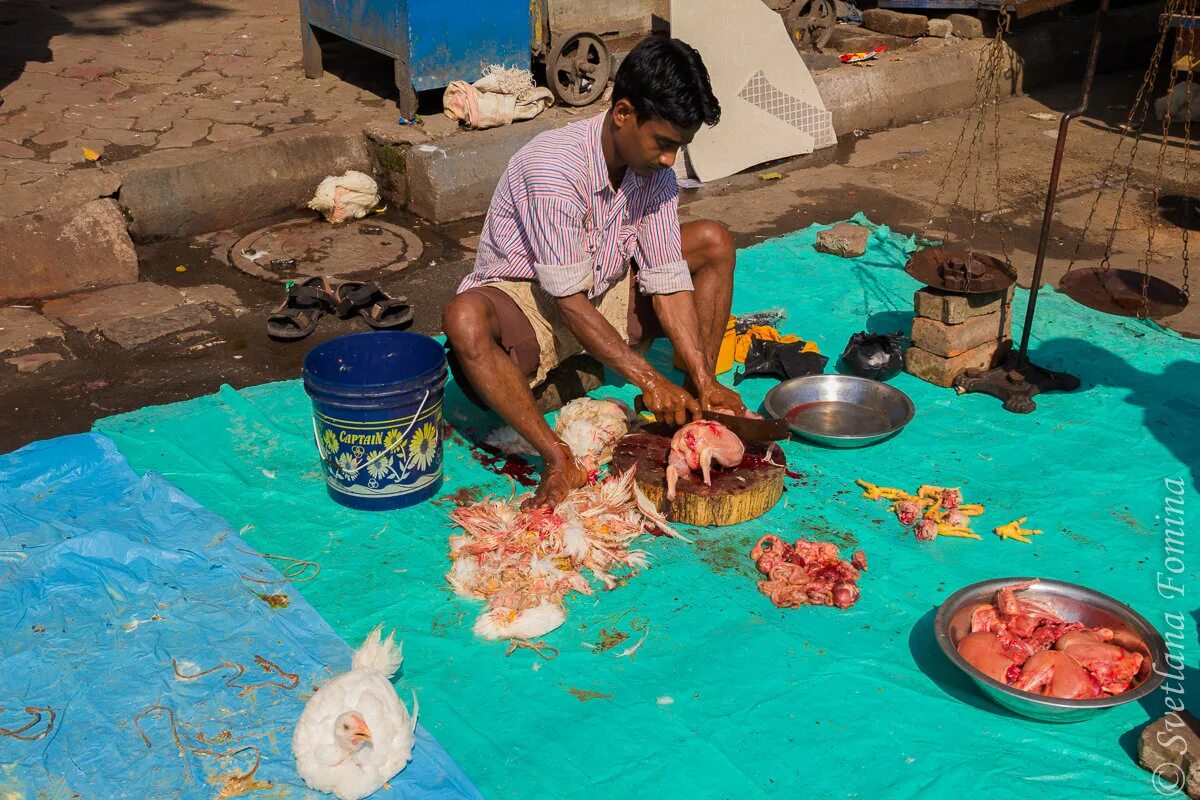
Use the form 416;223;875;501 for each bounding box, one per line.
963;16;1010;251
1066;0;1181;275
1139;0;1188;317
921;10;1009;246
990;11;1012;264
1177;1;1195;297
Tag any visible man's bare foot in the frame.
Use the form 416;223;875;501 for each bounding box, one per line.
524;456;588;509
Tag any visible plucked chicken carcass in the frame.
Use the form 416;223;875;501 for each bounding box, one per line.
554;397;631;471
293;626;418;800
956;580;1144;700
750;535;867;610
665;421;745;500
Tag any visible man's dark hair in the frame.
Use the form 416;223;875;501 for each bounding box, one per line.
611;36;720;129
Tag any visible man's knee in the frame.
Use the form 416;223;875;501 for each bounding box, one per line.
685;220;735;275
442;293;494;359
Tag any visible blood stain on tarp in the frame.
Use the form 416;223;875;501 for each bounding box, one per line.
567;687;613;702
255;593;290;609
1110;508;1148;535
591;628;629;653
433;485;483;507
470;446;537;487
691;530;759;579
803;515;858;548
198;730;233;745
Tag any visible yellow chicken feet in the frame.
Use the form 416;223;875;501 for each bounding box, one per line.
937;523;981;540
994;516;1042;544
855;479;915;502
956;504;985;517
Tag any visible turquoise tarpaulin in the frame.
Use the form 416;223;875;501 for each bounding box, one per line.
96;218;1200;800
0;433;482;800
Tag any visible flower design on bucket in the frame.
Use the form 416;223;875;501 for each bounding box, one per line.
384;428;405;454
335;452;361;480
366;454;393;481
322;428;340;455
408;423;439;471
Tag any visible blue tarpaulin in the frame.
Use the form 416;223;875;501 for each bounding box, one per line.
0;433;481;800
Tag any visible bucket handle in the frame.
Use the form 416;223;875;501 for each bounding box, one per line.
312;389;433;474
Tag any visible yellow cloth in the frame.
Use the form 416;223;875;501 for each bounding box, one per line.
733;326;820;363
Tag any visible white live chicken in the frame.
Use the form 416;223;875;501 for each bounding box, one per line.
293;626;419;800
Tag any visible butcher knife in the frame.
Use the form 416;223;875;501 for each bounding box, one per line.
631;395;790;441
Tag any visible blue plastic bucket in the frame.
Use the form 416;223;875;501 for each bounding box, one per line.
302;331;447;511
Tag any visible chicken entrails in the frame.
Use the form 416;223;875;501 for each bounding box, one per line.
750;535;867;610
665;421;745;501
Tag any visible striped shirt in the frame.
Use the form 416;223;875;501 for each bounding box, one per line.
458;112;692;299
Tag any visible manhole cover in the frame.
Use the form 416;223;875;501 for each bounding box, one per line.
1059;267;1188;319
228;218;423;283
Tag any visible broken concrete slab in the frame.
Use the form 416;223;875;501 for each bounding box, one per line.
914;286;1013;325
911;310;1011;358
405;117;559;223
861;8;929;38
0;199;138;303
0;307;65;354
948;13;985;39
1139;711;1200;799
927;19;954;38
100;304;214;349
6;351;65;372
0;168;122;219
364;119;429;147
815;223;870;257
181;283;246;314
118;124;371;240
42;282;188;333
905;338;1011;387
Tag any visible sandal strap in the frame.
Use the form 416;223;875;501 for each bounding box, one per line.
334;282;382;317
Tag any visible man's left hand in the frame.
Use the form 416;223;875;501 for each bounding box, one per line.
696;381;747;416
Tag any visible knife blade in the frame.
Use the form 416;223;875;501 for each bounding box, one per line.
632;395;790;441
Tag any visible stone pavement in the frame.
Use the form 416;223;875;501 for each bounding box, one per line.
0;0;400;220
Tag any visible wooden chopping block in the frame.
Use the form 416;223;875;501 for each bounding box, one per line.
612;426;785;527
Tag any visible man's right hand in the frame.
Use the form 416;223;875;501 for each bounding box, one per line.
640;377;701;427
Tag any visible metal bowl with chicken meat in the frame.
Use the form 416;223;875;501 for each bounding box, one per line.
934;578;1166;722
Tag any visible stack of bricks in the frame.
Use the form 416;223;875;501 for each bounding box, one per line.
906;286;1015;387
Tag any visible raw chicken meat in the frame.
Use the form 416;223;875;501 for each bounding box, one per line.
956;632;1018;683
1055;629;1144;695
1012;650;1102;699
665;421;745;501
956;580;1144;700
750;535;867;610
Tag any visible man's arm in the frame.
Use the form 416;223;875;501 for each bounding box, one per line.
635;177;745;414
554;293;698;426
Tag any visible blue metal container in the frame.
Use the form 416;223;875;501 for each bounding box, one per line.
303;331;448;511
300;0;530;115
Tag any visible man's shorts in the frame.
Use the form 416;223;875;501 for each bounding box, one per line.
447;266;664;407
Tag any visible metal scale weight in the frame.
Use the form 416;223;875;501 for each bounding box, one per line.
909;0;1193;413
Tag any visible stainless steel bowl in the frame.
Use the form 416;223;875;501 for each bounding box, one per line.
934;577;1166;723
763;374;915;447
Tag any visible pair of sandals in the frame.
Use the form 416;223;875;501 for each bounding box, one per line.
267;277;414;340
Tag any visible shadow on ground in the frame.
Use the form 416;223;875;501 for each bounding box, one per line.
0;0;229;100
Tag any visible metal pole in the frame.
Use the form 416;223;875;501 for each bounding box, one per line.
1017;0;1110;360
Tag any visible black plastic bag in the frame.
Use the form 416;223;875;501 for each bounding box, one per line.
734;337;829;385
840;331;907;381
